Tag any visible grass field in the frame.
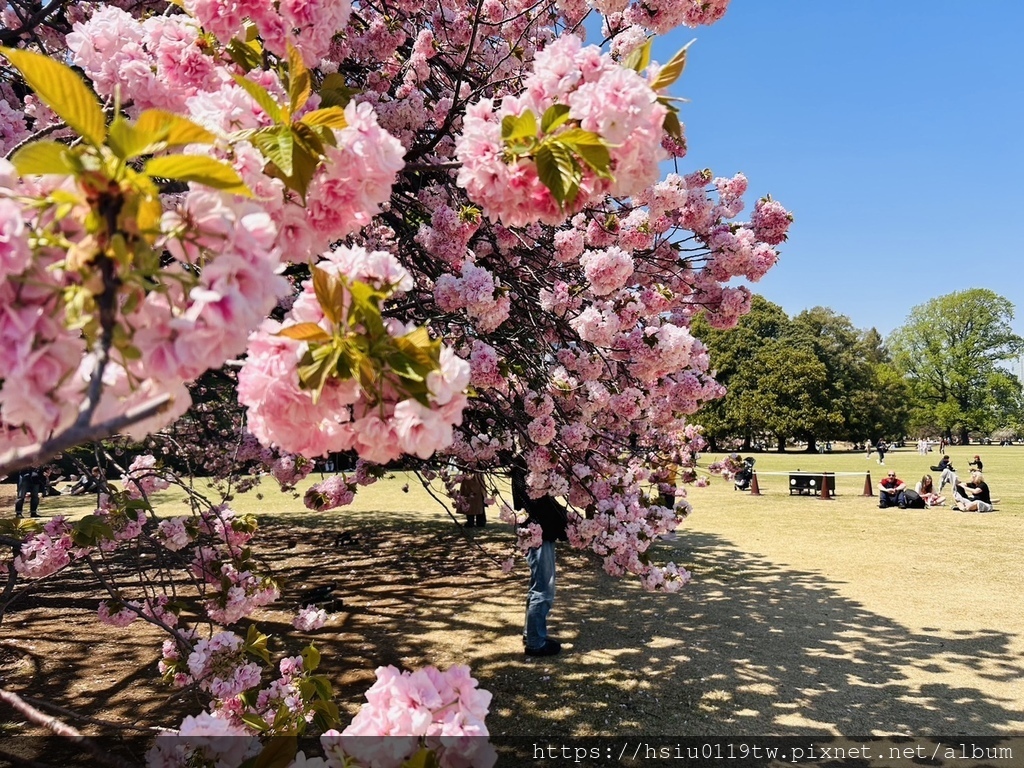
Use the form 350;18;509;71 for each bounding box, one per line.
3;445;1023;760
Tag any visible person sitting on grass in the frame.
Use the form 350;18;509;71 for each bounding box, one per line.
915;474;946;507
932;455;957;492
954;470;999;513
878;471;908;509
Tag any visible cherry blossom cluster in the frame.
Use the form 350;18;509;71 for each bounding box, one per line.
185;0;352;66
456;33;667;226
123;455;171;499
239;245;470;461
434;261;511;333
324;664;497;768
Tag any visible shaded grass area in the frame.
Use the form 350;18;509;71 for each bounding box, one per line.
2;448;1023;764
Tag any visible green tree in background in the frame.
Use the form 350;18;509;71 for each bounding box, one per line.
691;296;792;450
693;299;910;451
889;289;1024;444
728;339;838;452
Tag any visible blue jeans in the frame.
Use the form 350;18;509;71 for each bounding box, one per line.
879;490;906;508
524;541;556;649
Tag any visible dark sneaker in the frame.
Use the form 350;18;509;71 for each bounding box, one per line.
524;638;557;651
897;503;906;509
525;639;561;657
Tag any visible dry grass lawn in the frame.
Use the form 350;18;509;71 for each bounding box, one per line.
1;444;1022;765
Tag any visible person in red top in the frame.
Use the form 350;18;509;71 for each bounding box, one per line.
877;471;908;509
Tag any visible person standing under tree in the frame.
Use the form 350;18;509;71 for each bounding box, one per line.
512;461;568;657
14;467;45;519
876;438;888;465
458;471;487;528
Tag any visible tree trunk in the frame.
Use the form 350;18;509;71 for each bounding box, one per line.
706;435;719;452
959;429;970;445
805;438;818;453
776;436;786;452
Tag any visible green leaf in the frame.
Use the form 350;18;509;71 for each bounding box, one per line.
312;267;346;326
11;140;74;175
534;144;563;205
232;74;284;123
239;713;269;732
227;38;264;72
501;110;538;142
276;323;332;343
291;121;326;158
558;129;613;179
391;326;441;381
287;44;311;116
308;674;333;700
540;104;571;134
535;141;579;207
319;73;358;109
300;107;348;131
347;280;387;337
134;110;217;149
251;736;297;768
662;106;683;141
311;699;341;731
623;37;653;73
144;155;252;196
243;625;272;665
0;46;106;147
651;38;694;91
107;117;140;160
300;643;321;673
252;126;295;177
71;515;115;548
297;343;342;401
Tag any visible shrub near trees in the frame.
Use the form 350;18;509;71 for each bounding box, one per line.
0;0;792;764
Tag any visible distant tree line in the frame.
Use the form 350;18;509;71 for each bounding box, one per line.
692;289;1024;452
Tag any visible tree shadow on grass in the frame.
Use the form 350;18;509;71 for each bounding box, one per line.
253;517;1024;746
4;516;1024;766
481;530;1024;744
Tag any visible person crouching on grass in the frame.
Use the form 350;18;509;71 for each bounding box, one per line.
878;471;908;509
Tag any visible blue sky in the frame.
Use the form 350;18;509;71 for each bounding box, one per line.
650;1;1024;342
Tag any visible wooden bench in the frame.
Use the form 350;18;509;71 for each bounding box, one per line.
789;472;836;496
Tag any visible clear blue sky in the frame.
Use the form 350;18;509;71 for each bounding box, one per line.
651;1;1024;341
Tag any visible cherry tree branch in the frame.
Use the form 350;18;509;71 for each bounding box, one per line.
0;688;139;768
0;394;172;478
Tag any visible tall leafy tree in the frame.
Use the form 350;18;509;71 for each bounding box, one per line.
889;289;1024;443
785;307;874;450
691;296;791;450
727;339;838;452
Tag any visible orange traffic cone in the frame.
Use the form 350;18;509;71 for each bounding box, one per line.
749;472;761;496
819;473;832;500
862;471;873;496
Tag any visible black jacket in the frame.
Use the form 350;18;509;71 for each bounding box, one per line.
511;465;568;542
